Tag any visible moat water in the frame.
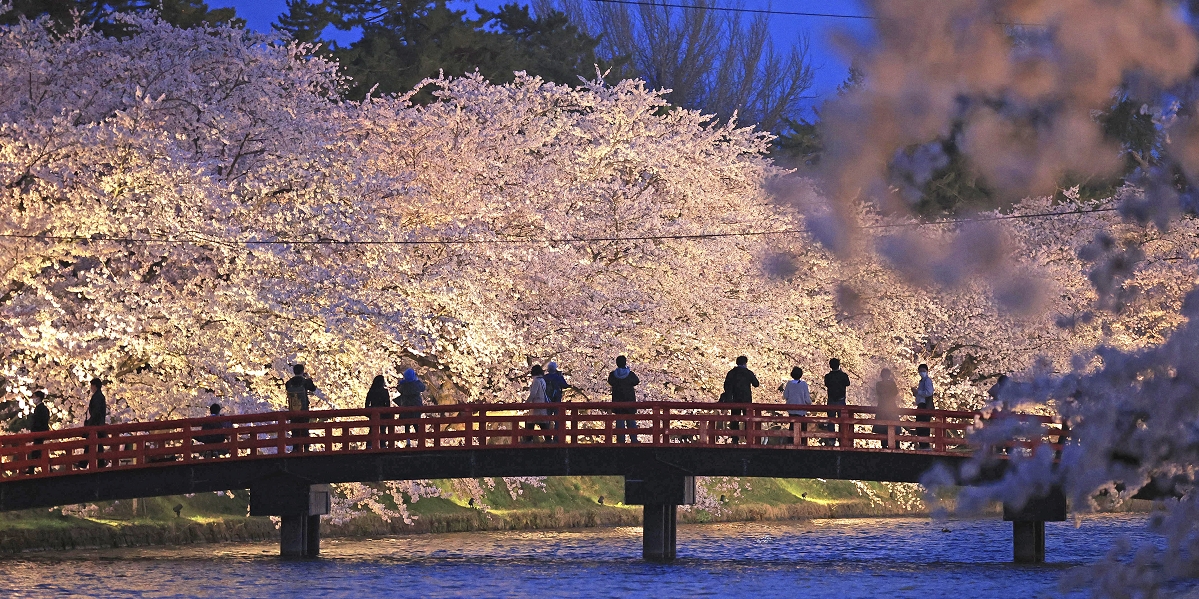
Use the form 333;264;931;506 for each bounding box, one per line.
0;513;1190;598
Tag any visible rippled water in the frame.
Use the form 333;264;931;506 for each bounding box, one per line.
0;514;1187;598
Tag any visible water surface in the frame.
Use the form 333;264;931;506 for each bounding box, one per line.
0;514;1184;598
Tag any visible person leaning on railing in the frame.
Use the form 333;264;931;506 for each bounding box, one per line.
194;403;232;458
911;364;935;450
607;356;640;443
722;356;760;445
524;365;550;443
365;375;392;449
823;359;850;446
782;367;811;446
395;369;426;448
872;369;900;449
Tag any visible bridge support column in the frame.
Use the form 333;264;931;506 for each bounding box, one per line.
624;473;694;562
1003;487;1065;564
250;473;331;558
642;503;677;561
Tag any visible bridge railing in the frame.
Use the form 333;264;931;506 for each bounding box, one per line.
0;401;1063;481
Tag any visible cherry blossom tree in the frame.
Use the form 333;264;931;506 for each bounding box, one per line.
4;9;1199;583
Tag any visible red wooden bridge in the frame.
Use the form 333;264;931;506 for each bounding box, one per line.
0;401;1063;561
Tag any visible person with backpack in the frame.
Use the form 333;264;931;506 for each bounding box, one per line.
395;369;427;448
285;364;317;453
543;362;571;443
912;364;935;449
524;365;550;443
722;356;760;444
365;375;392;449
607;356;640;443
823;359;850;446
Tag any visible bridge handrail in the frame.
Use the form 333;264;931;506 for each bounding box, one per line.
0;401;1064;481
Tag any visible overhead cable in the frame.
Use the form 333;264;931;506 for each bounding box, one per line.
0;207;1120;246
584;0;1044;26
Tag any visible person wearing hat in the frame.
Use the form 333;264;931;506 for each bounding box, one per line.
543;362;571;443
395;369;427;448
82;378;109;467
524;365;550;443
607;356;640;443
27;390;50;474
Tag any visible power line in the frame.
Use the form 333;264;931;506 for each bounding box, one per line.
0;207;1120;247
588;0;875;20
585;0;1044;27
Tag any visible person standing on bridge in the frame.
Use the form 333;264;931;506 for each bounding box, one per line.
782;367;811;446
396;369;427;448
525;365;550;443
722;356;760;444
27;390;50;474
823;360;850;446
608;356;640;443
872;369;900;449
912;364;935;449
196;403;232;458
365;375;392;449
543;362;571;443
286;365;318;453
83;378;109;467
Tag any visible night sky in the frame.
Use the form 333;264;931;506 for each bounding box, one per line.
206;0;869;115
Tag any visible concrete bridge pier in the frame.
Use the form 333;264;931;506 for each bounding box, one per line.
1003;487;1066;564
249;473;331;557
624;473;695;562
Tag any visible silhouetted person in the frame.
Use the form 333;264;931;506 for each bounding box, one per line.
525;365;550;443
543;362;571;443
987;374;1010;407
912;364;935;449
872;369;900;449
396;369;426;448
782;367;811;446
722;356;760;444
196;403;231;458
83;378;108;467
607;356;640;443
286;364;317;452
823;359;850;446
27;390;50;474
365;375;392;449
85;378;106;427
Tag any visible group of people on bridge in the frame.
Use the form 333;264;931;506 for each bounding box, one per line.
519;355;940;448
11;355;947;461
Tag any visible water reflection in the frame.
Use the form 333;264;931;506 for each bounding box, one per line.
0;514;1181;599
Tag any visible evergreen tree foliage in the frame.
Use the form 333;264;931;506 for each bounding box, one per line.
275;0;331;44
277;0;608;101
1;1;240;34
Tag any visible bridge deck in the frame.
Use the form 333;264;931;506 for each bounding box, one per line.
0;401;1061;511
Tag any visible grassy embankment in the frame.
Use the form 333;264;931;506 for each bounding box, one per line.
0;477;927;553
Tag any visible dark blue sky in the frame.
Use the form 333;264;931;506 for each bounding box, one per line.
208;0;868;115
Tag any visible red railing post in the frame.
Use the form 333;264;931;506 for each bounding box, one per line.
839;410;851;448
277;417;287;456
228;423;239;458
86;429;98;470
368;410;380;450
